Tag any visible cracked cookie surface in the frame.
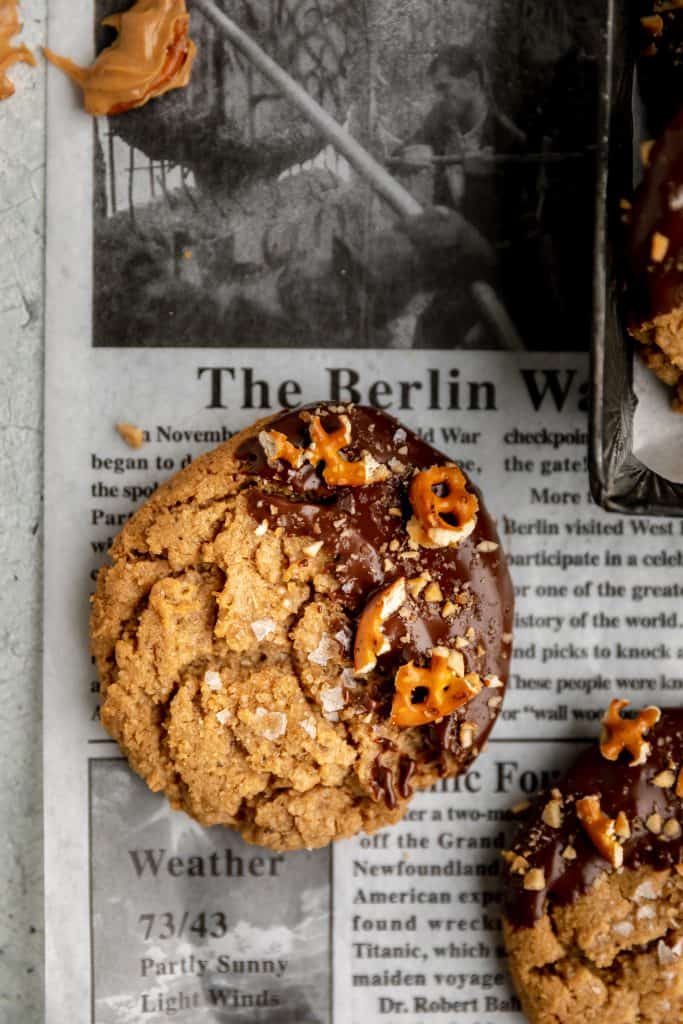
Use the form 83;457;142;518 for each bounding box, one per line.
91;404;513;850
502;704;683;1024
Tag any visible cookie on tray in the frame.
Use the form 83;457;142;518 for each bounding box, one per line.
91;403;513;850
627;109;683;412
502;700;683;1024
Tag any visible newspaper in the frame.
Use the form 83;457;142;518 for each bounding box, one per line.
43;1;683;1022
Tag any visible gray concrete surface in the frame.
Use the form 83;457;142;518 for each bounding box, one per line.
1;3;46;1022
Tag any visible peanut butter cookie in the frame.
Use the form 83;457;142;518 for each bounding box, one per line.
503;702;683;1024
91;404;513;850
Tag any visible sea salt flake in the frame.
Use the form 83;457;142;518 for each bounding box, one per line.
634;880;657;902
636;904;656;920
308;635;340;667
253;707;287;741
320;684;345;717
251;618;277;642
612;920;633;937
215;709;233;725
341;667;359;690
658;939;683;965
393;428;407;443
300;718;317;739
334;627;352;652
204;670;223;691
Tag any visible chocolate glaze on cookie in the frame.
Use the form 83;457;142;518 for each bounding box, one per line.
237;404;513;778
93;402;514;850
504;708;683;930
629;110;683;324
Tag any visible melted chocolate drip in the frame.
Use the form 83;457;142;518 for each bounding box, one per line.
629;109;683;321
397;755;416;800
504;709;683;930
371;761;398;810
370;754;417;808
236;404;514;786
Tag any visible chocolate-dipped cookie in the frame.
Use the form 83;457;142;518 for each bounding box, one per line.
503;701;683;1024
627;111;683;412
91;404;513;850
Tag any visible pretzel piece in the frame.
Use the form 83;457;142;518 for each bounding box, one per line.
307;414;389;487
354;578;407;675
391;647;481;727
600;699;661;766
407;465;479;548
576;794;624;868
259;429;305;469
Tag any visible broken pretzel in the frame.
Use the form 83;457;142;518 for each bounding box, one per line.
354;578;407;675
307;414;389;487
600;699;661;766
407;465;478;548
391;647;481;727
576;794;624;868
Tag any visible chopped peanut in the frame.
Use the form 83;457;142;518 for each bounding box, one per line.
600;699;661;766
651;231;670;263
542;799;563;829
423;581;443;602
507;853;529;875
615;811;631;839
354;578;406;675
511;800;530;815
116;422;145;449
646;812;662;835
406;573;430;599
576;794;624;868
476;540;499;553
523;868;546;892
459;721;477;749
407;464;479;548
641;14;664;34
652;769;676;789
391;647;481;728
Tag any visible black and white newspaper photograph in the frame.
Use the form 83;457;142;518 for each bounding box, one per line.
2;0;683;1023
93;0;602;351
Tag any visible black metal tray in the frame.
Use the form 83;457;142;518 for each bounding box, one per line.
590;0;683;515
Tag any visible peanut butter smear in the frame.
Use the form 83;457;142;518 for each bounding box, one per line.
44;0;196;116
0;0;36;101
